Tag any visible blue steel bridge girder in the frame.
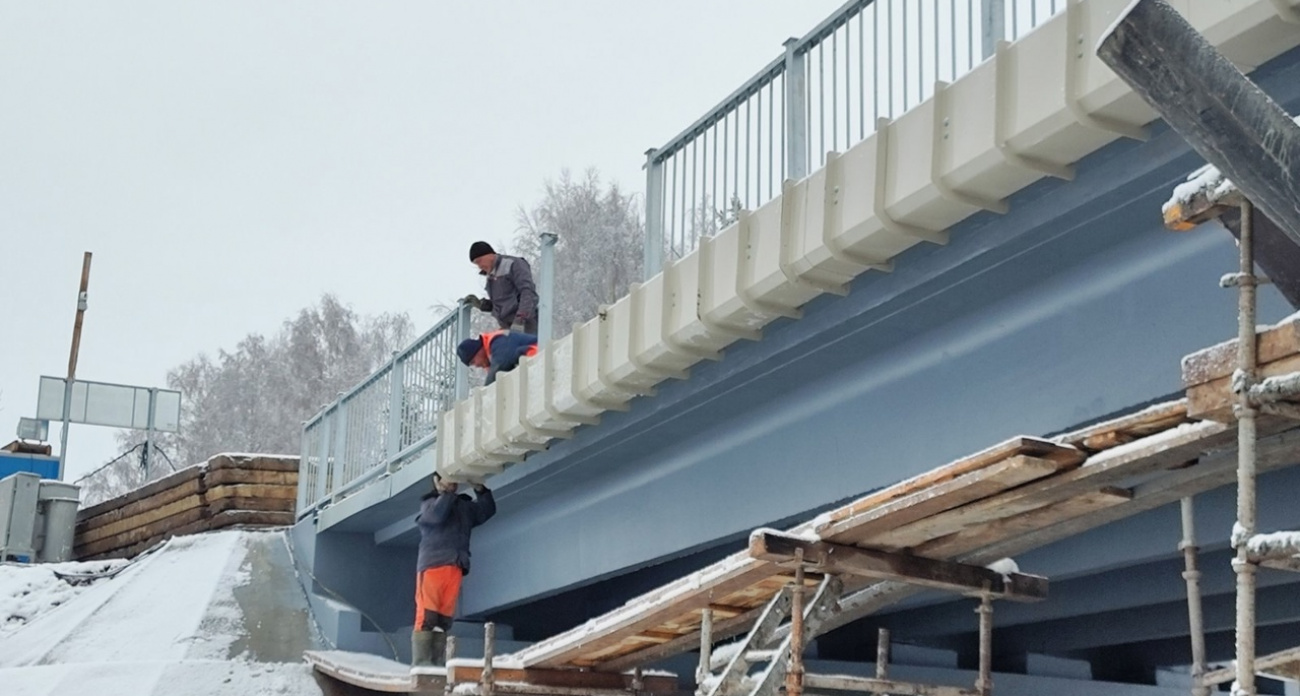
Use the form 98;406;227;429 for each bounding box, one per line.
351;48;1300;621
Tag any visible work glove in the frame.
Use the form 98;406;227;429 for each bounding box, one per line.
461;294;481;307
510;321;525;333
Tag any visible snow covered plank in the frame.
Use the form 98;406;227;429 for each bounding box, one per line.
1182;314;1300;420
815;437;1083;533
816;455;1072;545
204;467;299;487
305;649;431;693
915;488;1133;559
1182;315;1300;388
749;530;1049;601
875;420;1230;551
1248;530;1300;572
1053;399;1191;454
512;553;784;669
206;453;300;473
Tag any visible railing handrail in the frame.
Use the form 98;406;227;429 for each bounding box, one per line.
302;305;463;429
650;0;872;164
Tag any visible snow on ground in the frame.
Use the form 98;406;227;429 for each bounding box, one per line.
0;558;129;635
0;529;323;696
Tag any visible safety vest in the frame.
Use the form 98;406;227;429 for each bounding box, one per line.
480;330;539;360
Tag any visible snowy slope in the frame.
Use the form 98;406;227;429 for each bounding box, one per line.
0;530;324;696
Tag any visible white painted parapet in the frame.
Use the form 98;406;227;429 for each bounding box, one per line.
437;0;1300;482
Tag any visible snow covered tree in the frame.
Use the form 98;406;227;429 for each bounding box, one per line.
513;169;644;337
81;295;412;503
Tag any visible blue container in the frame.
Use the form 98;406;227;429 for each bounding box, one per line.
0;452;60;480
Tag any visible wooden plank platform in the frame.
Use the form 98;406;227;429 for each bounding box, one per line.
1182;315;1300;422
75;453;299;560
502;396;1300;673
306;649;436;693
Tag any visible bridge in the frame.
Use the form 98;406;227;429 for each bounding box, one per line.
289;1;1300;693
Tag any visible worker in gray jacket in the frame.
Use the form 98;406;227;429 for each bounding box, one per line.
411;473;496;666
464;241;539;335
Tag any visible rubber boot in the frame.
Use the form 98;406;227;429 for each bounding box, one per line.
411;630;435;667
430;629;448;667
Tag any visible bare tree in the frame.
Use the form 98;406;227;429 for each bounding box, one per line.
81;294;412;502
513;169;644;337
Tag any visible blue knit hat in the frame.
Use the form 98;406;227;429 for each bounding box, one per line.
457;337;484;365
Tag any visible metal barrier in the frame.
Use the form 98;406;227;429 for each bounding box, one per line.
297;304;472;517
643;0;1066;275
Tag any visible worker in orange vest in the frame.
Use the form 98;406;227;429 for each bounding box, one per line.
456;329;538;385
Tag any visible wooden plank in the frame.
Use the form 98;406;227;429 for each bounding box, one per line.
76;466;204;522
75;493;206;545
568;573;820;667
206;497;296;515
914;487;1134;559
803;673;978;696
818;437;1083;529
875;420;1231;552
74;507;207;558
819;456;1071;544
1189;353;1300;421
1182;317;1300;389
76;478;205;534
750;531;1048;601
511;554;780;669
1055;399;1190;454
205;483;298;501
305;649;425;693
206;453;300;473
204;468;298;487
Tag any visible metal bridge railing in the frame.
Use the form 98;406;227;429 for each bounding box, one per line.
643;0;1067;275
297;304;473;518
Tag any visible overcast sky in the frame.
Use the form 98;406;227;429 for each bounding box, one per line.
0;1;843;481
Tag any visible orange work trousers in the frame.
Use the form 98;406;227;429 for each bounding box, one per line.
414;565;463;628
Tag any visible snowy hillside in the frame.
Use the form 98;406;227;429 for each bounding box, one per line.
0;530;325;696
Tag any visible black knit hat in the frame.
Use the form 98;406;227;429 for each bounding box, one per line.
469;241;495;261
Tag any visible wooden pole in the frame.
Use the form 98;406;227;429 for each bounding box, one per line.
58;251;93;480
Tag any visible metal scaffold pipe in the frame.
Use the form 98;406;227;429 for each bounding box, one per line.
1233;199;1259;696
1180;496;1209;696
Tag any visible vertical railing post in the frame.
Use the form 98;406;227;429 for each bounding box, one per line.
386;350;405;471
538;232;558;345
456;302;472;400
982;0;1006;59
643;148;664;279
315;411;333;506
784;38;808;182
330;397;349;503
297;420;312;515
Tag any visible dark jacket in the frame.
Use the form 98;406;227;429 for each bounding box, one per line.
480;254;538;328
485;331;538;385
415;487;496;575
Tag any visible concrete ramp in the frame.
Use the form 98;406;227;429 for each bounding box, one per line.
0;529;324;695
